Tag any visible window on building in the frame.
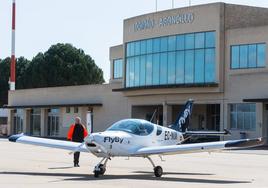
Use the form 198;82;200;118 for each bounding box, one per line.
230;103;256;130
206;104;220;131
0;117;7;124
231;43;266;69
125;31;216;88
13;109;23;134
205;31;215;48
47;108;60;137
66;107;70;113
113;59;123;79
74;107;79;113
30;108;41;136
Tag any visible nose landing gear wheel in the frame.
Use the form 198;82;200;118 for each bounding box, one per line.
93;158;109;178
154;166;163;177
94;170;100;178
98;164;106;175
93;164;106;177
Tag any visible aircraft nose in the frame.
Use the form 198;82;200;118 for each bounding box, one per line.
85;134;97;147
88;134;94;142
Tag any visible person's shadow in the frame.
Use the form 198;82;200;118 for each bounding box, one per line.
0;170;251;184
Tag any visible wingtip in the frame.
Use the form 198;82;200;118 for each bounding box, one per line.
8;133;24;142
225;137;264;148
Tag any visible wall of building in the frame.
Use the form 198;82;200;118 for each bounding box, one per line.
225;4;268;30
123;3;223;42
222;25;268;140
7;83;129;136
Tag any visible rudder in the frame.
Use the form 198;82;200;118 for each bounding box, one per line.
170;99;194;132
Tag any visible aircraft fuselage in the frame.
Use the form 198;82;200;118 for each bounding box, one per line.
84;122;184;157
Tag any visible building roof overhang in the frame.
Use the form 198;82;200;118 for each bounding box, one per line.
112;83;219;92
2;102;102;109
243;98;268;103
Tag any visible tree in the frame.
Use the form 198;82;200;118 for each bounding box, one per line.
25;43;104;88
0;43;105;106
16;57;31;89
0;57;31;105
0;58;10;105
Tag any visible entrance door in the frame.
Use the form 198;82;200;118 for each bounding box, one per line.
47;108;60;137
13;109;23;134
30;109;41;136
206;104;220;131
48;116;59;136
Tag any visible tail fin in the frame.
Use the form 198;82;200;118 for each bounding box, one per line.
170;99;194;132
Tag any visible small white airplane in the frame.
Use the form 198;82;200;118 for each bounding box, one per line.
9;99;263;178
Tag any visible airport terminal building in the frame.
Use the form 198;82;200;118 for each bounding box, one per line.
5;3;268;142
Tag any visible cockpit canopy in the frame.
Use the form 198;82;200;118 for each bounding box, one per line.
107;119;154;136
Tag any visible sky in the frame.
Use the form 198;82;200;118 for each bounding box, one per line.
1;0;268;82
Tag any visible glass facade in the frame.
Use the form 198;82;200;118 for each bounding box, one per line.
30;108;41;136
13;109;24;134
47;108;60;137
113;59;123;79
230;104;256;130
126;31;216;87
231;43;266;69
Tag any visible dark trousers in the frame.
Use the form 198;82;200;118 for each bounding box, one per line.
74;152;80;165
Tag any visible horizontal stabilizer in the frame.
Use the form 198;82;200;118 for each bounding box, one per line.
184;129;231;136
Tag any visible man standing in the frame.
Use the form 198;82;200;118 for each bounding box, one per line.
67;117;88;167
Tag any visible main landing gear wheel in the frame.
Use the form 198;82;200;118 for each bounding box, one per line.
146;156;163;177
154;166;163;177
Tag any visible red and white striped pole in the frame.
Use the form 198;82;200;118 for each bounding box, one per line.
10;0;16;90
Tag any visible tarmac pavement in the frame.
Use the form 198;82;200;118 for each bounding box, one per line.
0;138;268;188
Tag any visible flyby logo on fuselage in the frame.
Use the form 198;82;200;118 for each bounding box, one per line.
104;136;124;144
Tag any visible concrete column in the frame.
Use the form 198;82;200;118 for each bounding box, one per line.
256;103;263;138
44;109;48;136
220;101;225;141
22;109;27;133
25;109;31;134
40;108;46;137
163;102;172;127
263;103;268;144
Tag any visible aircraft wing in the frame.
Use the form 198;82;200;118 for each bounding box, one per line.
8;134;89;153
134;138;263;156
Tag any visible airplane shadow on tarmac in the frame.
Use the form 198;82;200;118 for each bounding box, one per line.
48;166;74;170
0;171;251;184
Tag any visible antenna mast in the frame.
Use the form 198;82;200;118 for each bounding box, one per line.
10;0;16;90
